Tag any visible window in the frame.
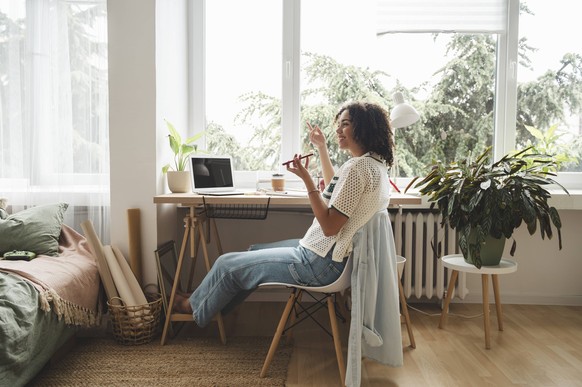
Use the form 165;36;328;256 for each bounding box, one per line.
301;1;499;177
205;0;282;171
0;0;110;239
516;1;582;174
194;0;581;188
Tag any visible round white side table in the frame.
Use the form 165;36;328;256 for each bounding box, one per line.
438;254;518;349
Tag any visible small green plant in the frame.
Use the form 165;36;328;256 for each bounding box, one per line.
161;119;205;173
406;146;569;268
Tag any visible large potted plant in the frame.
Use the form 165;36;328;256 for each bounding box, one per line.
162;119;205;193
406;146;568;268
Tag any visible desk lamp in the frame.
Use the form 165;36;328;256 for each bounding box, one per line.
389;91;420;193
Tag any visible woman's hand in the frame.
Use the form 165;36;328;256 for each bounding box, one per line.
308;122;327;151
307;121;334;187
285;154;313;184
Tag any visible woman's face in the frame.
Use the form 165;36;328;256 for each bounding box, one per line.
336;109;364;156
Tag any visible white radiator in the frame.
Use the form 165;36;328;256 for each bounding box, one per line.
391;208;468;301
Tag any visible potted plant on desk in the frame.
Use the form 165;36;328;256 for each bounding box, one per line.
406;146;568;268
162;119;205;193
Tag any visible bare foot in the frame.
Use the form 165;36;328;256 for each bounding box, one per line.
172;293;193;314
175;289;192;298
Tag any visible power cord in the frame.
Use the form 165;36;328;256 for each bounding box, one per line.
406;303;484;319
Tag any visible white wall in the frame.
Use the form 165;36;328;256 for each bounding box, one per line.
153;1;190;278
462;209;582;305
107;1;582;305
108;0;159;289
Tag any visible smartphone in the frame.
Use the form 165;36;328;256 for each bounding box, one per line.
282;153;314;166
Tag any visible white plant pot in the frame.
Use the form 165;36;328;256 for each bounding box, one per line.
167;171;191;193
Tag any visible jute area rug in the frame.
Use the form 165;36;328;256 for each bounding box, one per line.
30;336;292;386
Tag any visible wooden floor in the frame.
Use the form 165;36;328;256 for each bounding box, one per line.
180;301;582;387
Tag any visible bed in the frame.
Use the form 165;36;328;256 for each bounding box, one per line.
0;203;101;386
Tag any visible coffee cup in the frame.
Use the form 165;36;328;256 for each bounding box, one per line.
271;174;285;191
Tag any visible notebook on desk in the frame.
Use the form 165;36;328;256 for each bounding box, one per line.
190;155;245;195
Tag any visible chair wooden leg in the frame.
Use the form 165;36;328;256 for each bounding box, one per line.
327;296;346;386
216;314;227;345
260;289;298;378
399;279;416;348
336;289;351;325
285;290;303;344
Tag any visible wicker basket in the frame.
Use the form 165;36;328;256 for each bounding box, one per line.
107;293;162;345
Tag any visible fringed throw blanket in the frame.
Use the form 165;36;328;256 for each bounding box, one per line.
0;224;101;327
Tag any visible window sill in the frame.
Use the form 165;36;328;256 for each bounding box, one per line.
548;189;582;210
400;189;582;211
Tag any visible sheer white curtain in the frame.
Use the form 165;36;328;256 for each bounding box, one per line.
0;0;110;242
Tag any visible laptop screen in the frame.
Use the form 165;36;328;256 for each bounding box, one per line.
190;156;235;191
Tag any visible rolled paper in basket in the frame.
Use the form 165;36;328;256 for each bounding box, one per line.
81;220;120;305
103;245;145;326
127;208;143;286
112;245;148;306
103;246;139;307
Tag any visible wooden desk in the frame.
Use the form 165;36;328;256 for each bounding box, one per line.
154;192;422;345
154;191;422;207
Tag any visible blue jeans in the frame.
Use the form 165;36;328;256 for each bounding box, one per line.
188;239;346;327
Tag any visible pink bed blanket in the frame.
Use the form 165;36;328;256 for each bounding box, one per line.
0;224;101;327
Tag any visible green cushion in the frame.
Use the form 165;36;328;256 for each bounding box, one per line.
0;203;68;257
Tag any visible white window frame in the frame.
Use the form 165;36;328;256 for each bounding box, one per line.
187;0;581;191
493;0;519;161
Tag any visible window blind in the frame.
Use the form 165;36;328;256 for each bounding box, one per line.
377;0;508;34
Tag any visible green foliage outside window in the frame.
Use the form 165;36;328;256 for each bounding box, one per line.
206;34;582;177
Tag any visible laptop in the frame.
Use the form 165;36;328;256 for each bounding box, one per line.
190;155;244;195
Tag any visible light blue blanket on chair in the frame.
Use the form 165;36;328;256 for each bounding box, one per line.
346;210;403;387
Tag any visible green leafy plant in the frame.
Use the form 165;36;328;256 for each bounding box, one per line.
161;119;205;173
406;146;569;268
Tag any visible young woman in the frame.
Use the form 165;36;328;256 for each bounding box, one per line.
174;101;395;327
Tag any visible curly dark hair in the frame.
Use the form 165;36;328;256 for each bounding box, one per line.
334;101;394;167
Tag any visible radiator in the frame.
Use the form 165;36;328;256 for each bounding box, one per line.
390;208;468;301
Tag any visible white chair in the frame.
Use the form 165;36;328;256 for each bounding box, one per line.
396;255;416;348
260;211;409;384
258;256;353;384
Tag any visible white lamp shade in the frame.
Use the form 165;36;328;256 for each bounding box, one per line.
390;92;420;129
